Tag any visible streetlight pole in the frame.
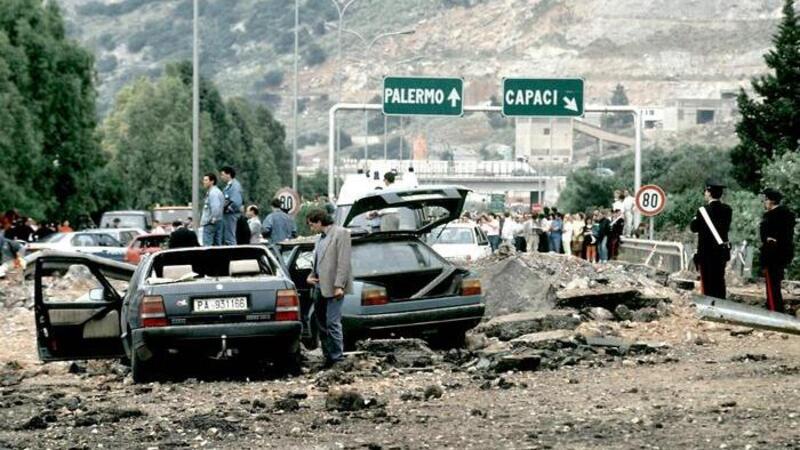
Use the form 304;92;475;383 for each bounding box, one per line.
292;0;299;190
330;0;358;182
191;0;200;231
336;27;415;164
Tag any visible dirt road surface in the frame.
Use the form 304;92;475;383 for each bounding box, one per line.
2;261;800;449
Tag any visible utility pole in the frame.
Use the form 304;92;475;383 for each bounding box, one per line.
292;0;299;190
191;0;200;231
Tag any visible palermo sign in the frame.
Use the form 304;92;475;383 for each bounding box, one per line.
383;76;464;117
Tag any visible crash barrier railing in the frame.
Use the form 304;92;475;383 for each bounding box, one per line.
694;294;800;335
618;237;687;273
682;240;755;280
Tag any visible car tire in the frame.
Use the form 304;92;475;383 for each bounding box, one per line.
429;329;467;350
131;351;153;384
277;346;303;376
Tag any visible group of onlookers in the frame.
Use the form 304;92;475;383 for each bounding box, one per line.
462;208;628;263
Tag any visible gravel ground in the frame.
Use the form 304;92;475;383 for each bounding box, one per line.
2;263;800;449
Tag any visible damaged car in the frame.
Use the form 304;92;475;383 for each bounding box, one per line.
281;185;485;349
30;245;301;383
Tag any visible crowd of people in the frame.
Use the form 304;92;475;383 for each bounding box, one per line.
458;188;639;263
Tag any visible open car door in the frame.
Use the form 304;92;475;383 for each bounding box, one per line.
32;251;135;361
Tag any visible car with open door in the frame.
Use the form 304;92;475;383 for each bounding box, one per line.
31;245;302;383
280;185;485;349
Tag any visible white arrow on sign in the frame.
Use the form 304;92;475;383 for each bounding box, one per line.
563;96;578;112
447;88;461;108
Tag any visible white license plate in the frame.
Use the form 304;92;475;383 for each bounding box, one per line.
193;297;248;312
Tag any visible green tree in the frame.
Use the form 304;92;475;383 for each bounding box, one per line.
557;169;619;213
602;83;632;129
101;62;288;212
731;0;800;192
0;0;104;222
762;152;800;278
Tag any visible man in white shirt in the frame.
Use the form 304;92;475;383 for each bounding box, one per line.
622;189;635;237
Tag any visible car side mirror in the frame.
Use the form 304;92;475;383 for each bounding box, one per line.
89;288;104;301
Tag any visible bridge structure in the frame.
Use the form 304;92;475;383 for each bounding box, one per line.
337;158;566;201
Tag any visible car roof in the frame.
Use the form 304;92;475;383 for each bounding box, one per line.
102;210;150;215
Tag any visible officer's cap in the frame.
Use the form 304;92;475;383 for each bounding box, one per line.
704;178;726;189
761;187;783;203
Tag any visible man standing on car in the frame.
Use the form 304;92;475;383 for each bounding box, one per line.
262;198;297;244
306;208;353;368
759;188;796;312
690;179;732;299
219;166;243;245
200;172;224;246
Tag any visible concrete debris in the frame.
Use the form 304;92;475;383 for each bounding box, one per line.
477;310;581;341
584;307;615;321
468;331;670;374
556;287;642;309
476;257;557;317
325;389;366;412
356;338;440;368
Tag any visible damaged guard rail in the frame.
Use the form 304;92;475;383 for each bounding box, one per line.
618;237;687;273
694;294;800;335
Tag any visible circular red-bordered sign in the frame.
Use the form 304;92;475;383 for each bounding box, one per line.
635;184;667;217
274;187;301;216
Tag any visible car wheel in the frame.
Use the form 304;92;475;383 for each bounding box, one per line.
131;351;153;384
276;344;303;376
429;329;467;350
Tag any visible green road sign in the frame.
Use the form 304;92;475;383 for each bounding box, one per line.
383;76;463;116
502;78;584;117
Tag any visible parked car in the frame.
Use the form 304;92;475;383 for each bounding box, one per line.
152;206;192;227
100;210;153;231
25;231;128;262
30;245;301;383
96;228;146;246
125;233;170;264
280;185;485;349
427;223;492;263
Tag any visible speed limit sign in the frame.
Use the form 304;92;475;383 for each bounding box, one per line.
274;187;300;216
635;185;667;217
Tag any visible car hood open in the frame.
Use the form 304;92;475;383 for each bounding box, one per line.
342;185;470;235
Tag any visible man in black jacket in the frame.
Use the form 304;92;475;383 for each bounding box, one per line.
690;180;732;299
759;188;796;312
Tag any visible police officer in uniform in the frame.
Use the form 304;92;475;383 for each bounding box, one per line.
759;188;796;312
690;179;732;299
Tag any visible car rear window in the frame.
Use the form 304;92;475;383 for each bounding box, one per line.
101;214;146;229
148;247;276;279
351;241;446;277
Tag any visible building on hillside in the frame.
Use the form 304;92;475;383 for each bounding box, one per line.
514;118;574;164
661;94;738;131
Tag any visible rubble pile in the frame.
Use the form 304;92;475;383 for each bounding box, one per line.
471;252;677;317
462;331;672;374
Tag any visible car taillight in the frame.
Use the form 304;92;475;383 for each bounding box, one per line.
275;289;299;321
140;295;168;327
362;287;388;306
460;279;481;296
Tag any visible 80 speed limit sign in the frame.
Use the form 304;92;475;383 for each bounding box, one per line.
635;185;667;217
